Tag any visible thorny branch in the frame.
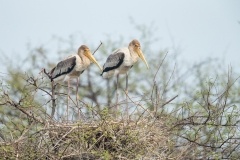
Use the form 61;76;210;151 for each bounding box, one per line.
1;92;45;124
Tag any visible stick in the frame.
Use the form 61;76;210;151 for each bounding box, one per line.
161;95;178;108
42;68;52;80
92;41;102;55
50;82;56;120
40;68;56;120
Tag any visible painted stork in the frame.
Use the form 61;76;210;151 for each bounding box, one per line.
101;39;149;117
48;45;102;120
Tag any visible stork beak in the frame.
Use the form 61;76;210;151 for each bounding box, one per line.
85;51;103;71
138;50;149;69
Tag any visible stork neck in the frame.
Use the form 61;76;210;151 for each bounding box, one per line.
128;47;139;63
80;53;91;67
128;47;137;56
78;53;83;61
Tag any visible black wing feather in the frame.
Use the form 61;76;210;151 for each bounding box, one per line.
101;52;125;75
50;56;76;81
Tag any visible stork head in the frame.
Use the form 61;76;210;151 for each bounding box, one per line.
78;45;103;71
129;39;149;69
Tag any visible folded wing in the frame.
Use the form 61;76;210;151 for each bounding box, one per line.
50;56;76;81
101;52;125;75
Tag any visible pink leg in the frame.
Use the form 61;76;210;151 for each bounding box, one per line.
67;79;70;122
126;73;129;119
76;78;80;120
116;74;119;117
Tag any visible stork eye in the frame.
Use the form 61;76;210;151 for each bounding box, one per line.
135;45;140;49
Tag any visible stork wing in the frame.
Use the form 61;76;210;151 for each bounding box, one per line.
50;56;76;80
102;52;125;74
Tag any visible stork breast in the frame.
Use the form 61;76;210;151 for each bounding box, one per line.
119;65;131;74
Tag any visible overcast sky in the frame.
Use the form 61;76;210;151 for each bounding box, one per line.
0;0;240;72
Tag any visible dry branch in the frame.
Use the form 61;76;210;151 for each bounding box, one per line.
3;92;45;124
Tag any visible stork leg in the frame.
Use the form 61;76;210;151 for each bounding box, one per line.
125;73;129;119
67;79;70;123
76;77;81;120
116;74;119;116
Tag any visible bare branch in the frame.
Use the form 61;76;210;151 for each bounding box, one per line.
92;41;103;55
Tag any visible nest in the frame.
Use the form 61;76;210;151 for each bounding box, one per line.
0;117;187;159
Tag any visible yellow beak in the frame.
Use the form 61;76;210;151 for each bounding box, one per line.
138;50;149;69
85;51;103;71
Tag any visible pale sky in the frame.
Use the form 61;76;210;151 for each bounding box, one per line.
0;0;240;71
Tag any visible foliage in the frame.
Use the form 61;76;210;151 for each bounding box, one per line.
0;24;240;159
